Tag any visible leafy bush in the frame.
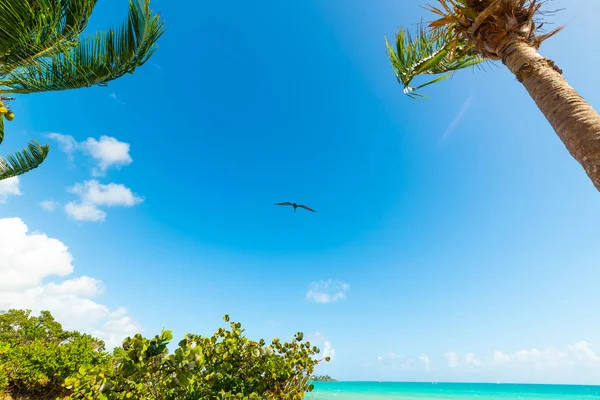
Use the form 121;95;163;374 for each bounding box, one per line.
0;310;327;399
0;341;10;394
0;310;106;399
67;314;327;399
66;329;202;400
185;314;325;399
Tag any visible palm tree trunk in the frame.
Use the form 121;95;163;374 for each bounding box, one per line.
500;39;600;191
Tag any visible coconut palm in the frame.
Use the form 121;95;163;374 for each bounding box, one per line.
0;0;165;181
386;0;600;191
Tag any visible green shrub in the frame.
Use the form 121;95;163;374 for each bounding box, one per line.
0;342;10;394
1;311;328;399
184;314;324;399
66;329;202;400
0;310;107;398
67;315;327;399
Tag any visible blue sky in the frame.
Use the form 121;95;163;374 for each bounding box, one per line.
1;0;600;385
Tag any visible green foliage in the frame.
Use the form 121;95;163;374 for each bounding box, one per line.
0;0;165;182
386;23;482;99
67;329;203;400
183;320;323;399
68;316;326;399
0;311;327;399
0;0;165;94
0;342;10;394
0;139;49;181
0;310;107;398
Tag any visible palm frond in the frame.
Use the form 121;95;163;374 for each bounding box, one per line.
0;0;97;75
386;23;482;99
0;118;4;145
0;140;49;180
0;0;165;94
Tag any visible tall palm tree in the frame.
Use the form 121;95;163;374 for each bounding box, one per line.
0;0;164;181
386;0;600;191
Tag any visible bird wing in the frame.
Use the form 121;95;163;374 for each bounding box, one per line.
275;202;293;206
298;204;316;212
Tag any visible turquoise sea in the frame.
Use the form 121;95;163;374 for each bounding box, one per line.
309;382;600;400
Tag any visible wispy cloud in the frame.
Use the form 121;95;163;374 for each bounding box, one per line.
306;280;349;304
440;94;473;142
40;200;60;212
47;133;78;159
377;351;413;370
109;92;126;105
0;177;21;204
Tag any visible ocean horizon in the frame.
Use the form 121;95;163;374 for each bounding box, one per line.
310;382;600;399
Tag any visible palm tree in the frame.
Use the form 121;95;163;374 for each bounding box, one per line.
0;0;165;181
386;0;600;191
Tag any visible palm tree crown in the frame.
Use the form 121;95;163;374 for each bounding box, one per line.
387;0;600;191
0;0;165;181
386;0;562;99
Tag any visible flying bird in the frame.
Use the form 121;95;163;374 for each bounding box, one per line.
274;202;316;213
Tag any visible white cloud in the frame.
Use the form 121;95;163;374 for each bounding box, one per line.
0;177;22;204
45;134;139;221
499;348;566;369
419;354;430;371
0;218;72;291
306;280;349;304
441;93;473;141
81;136;132;176
568;341;599;362
493;350;511;365
45;276;105;297
68;180;142;207
446;344;597;374
65;180;142;222
445;352;458;368
514;349;542;363
0;217;140;348
65;202;106;222
40;200;59;212
465;352;481;367
47;133;132;176
47;133;78;158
